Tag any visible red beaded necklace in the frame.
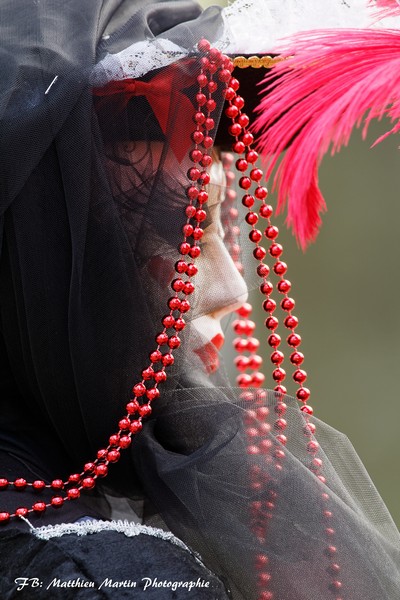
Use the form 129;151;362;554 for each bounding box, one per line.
0;40;342;600
217;108;340;598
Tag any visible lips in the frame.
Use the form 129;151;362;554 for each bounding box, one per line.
194;334;225;373
211;333;225;350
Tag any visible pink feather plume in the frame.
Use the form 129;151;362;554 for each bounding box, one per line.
371;0;400;19
253;28;400;248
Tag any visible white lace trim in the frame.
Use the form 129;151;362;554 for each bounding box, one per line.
32;519;192;555
91;39;187;86
221;0;397;54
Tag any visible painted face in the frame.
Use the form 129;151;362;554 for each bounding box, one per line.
107;141;248;375
189;158;248;374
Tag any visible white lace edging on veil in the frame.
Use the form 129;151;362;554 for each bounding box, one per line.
91;38;187;86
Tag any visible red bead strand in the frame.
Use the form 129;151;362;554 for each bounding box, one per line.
233;303;265;390
221;152;265;391
225;66;342;600
222;155;275;569
221;152;243;275
224;112;277;600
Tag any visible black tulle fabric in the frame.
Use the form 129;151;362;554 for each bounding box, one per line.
1;1;400;599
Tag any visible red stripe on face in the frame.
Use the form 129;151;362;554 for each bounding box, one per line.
211;333;225;350
194;334;225;374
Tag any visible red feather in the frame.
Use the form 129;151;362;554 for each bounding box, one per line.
374;0;400;7
253;28;400;248
371;0;400;19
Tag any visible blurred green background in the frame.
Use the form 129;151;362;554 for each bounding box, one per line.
200;0;225;6
200;0;400;527
261;122;400;528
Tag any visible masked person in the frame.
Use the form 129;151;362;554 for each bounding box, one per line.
0;1;399;599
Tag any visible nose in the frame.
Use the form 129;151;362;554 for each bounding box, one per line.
212;247;248;320
195;234;248;321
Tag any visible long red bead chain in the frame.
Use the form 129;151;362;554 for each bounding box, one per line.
221;152;265;388
222;69;343;600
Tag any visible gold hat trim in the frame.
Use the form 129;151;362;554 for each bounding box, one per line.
233;55;285;69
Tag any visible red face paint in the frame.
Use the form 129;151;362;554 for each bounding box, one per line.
194;334;225;373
